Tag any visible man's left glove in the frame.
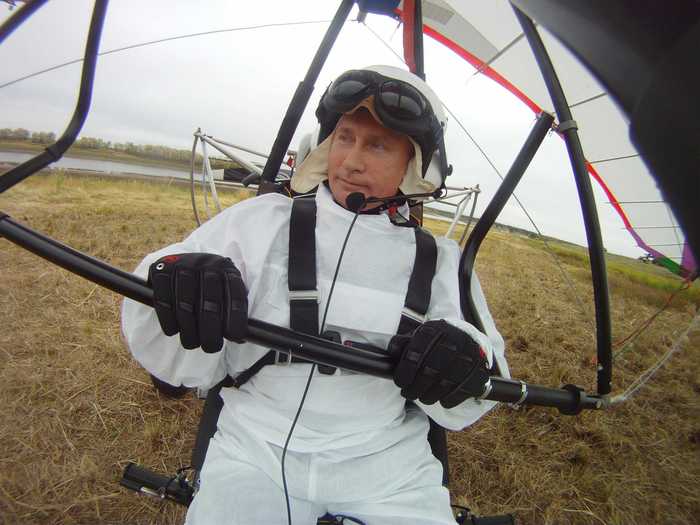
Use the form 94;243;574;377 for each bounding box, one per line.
148;253;248;353
390;319;490;408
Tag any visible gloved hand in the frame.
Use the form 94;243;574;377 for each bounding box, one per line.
390;319;490;408
148;253;248;353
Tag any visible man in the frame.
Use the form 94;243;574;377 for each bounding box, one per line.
122;65;508;524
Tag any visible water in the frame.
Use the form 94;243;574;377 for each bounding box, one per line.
0;150;193;180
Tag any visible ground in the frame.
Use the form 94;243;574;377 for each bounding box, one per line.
0;172;698;524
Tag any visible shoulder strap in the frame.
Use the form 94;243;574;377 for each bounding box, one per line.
234;205;437;388
233;197;320;387
397;227;437;335
287;197;319;337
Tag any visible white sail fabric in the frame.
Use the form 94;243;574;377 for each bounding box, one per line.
400;0;693;275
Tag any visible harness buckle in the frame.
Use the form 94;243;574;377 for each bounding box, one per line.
275;351;292;366
401;307;426;324
288;289;319;302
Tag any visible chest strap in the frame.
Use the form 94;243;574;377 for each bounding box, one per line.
232;197;437;388
288;197;320;336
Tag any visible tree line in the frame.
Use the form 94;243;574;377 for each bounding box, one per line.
0;128;212;165
1;128;56;144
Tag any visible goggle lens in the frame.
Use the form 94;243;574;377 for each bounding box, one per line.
330;77;371;102
378;80;426;120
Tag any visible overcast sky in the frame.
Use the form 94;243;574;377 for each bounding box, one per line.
0;0;645;259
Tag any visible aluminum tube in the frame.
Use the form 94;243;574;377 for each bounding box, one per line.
460;113;554;335
259;0;354;186
514;7;613;395
0;0;109;193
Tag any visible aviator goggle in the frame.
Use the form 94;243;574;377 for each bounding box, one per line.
317;70;445;174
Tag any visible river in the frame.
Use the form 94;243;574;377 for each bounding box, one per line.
0;150;193;180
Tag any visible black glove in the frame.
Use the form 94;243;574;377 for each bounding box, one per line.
391;319;490;408
148;253;248;353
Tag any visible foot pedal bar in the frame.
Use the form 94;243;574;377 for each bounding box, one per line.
120;462;194;507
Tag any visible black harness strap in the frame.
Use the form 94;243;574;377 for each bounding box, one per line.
233;198;438;387
284;196;336;373
233;197;324;387
287;197;319;336
206;196;449;485
397;227;437;335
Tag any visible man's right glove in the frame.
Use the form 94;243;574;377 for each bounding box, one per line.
148;253;248;353
390;319;490;409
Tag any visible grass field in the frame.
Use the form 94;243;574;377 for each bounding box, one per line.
1;171;698;525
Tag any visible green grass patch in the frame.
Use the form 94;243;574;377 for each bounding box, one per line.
523;237;699;304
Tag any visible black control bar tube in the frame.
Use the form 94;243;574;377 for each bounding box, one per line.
258;0;354;190
0;0;109;194
0;212;601;414
460;112;554;335
0;0;49;45
513;7;613;395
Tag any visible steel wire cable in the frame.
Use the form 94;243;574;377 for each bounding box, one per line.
361;20;593;332
0;19;332;90
613;310;699;403
613;279;692;360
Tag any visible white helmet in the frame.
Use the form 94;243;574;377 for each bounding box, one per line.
291;65;448;199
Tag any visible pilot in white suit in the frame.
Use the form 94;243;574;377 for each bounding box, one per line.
122;66;508;524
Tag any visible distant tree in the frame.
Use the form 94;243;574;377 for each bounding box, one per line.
31;131;56;144
2;128;31;140
14;128;30;140
4;129;207;165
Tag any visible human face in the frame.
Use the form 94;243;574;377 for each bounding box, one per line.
327;108;413;210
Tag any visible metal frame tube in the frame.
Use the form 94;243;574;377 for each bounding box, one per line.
189;133;202;226
459;189;480;246
0;0;109;193
259;0;354;189
444;192;472;239
197;134;262;177
460;112;554;337
514;7;613;395
0;0;49;45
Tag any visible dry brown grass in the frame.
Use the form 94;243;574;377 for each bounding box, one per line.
1;171;698;525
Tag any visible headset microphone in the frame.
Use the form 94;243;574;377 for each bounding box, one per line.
345;192;367;213
345;189;444;213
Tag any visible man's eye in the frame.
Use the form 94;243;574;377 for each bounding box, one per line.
371;141;386;151
337;133;352;143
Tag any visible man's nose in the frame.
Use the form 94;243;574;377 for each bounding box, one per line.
341;143;365;173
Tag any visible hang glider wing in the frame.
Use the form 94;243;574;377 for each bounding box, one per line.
392;0;695;277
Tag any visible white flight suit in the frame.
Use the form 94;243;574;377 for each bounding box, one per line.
121;184;509;524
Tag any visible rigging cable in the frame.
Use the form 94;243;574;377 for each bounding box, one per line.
360;20;593;333
613;278;693;360
609;309;699;405
0;19;332;90
281;200;362;525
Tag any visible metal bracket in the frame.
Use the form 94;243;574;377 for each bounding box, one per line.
557;118;579;132
509;380;528;408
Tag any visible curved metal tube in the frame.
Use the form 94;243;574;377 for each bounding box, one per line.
513;7;613;395
0;0;109;193
190;132;202;226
